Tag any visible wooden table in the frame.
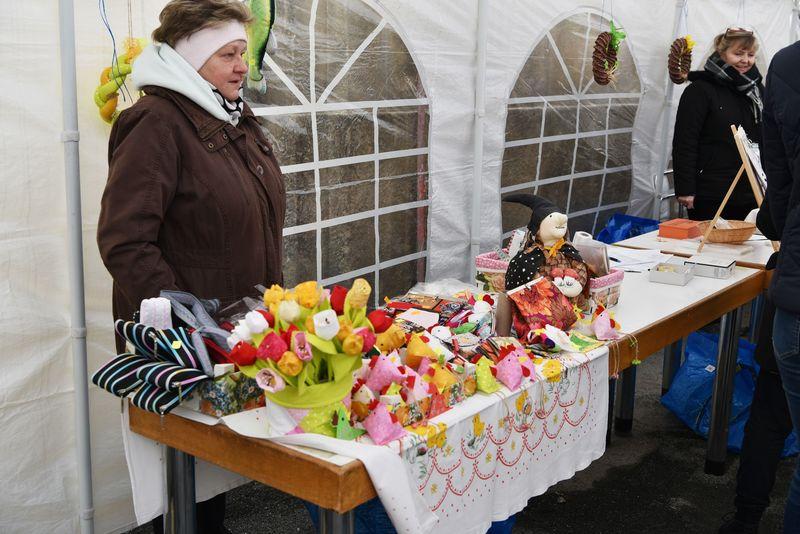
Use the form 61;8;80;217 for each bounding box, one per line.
129;404;374;533
129;266;766;532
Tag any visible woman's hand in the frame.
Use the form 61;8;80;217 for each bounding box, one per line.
677;195;695;209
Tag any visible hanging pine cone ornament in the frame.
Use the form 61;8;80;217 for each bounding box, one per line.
668;35;695;84
592;21;627;86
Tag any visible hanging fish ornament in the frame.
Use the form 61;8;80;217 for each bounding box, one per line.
246;0;276;94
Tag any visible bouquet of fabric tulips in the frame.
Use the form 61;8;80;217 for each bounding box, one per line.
223;278;378;436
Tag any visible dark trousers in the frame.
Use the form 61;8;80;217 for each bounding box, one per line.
734;370;794;523
151;493;227;534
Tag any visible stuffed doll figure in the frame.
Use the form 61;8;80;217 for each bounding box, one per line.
503;194;589;306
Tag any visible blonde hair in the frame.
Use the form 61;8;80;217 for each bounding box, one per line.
713;31;758;55
152;0;251;47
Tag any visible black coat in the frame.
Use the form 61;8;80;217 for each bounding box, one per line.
673;70;763;219
763;41;800;315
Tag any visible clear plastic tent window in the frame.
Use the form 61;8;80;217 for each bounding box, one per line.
501;11;641;239
243;0;430;305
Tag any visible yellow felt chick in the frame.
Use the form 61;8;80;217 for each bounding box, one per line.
405;333;437;369
424;363;458;393
347;278;371;309
374;324;406;354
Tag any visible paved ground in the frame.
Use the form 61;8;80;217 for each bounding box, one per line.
127;352;795;534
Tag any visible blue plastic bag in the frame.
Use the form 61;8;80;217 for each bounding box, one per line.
661;331;799;456
596;213;659;244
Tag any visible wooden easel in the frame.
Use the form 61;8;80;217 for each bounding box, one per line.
697;124;778;252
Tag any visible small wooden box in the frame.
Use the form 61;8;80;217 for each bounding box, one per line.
658;218;701;239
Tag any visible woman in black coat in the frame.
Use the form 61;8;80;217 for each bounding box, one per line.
672;29;764;221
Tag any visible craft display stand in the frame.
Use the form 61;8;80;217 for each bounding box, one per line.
129;265;765;534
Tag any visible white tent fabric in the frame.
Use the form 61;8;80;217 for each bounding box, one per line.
0;0;796;532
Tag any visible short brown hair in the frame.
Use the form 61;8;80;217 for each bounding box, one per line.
714;30;758;55
152;0;251;47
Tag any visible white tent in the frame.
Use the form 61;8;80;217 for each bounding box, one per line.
1;0;797;532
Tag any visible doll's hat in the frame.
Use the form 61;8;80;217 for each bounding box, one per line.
502;194;561;234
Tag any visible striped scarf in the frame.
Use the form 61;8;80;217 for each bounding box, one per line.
704;52;763;123
209;84;244;126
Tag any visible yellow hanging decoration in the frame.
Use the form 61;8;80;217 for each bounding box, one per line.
94;38;145;124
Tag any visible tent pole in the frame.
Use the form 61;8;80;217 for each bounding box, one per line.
469;0;489;280
652;0;688;220
57;0;95;532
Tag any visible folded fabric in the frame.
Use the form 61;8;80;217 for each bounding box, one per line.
91;353;150;396
135;362;208;392
132;381;201;415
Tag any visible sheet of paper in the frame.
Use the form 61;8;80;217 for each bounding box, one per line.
607;248;673;272
396;308;440;329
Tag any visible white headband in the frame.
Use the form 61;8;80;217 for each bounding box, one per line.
173;20;248;71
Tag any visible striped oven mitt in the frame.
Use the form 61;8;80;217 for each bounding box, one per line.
92;320;213;415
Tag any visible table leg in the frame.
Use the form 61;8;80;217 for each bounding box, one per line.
748;293;765;345
613;366;636;435
606;379;616;446
164;446;197;534
661;339;684;396
704;308;742;476
319;508;355;534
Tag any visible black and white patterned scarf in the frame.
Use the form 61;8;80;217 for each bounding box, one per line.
209;84;244;126
704;52;763;123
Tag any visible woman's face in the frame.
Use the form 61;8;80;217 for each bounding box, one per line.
720;45;757;75
198;40;248;100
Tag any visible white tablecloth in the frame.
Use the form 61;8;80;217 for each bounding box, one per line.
124;347;608;533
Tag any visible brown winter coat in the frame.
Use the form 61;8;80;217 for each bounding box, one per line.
98;86;285;348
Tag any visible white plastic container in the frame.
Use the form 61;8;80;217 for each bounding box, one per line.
649;262;694;286
683;254;735;279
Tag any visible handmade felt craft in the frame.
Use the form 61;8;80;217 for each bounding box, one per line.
475;356;500;393
366;353;407;393
277;351;303;376
405;333;437;368
403;367;433;403
255;367;285;393
245;0;276;94
312;309;340;341
244;310;269;334
367;310;393;333
291;331;314;361
363;401;406;445
329;285;348;315
494;354;523;391
333;406;365;441
375;324;406;354
257;332;288;362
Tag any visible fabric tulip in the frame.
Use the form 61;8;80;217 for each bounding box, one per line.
312;309;340;340
367;309;393;333
343;333;364;356
329;285;348;315
291;331;314;361
278;300;301;323
257;332;288;362
244;310;269;334
294;281;321;309
255;368;285;393
277;351;303;376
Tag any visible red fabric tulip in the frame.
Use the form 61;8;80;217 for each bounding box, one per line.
367;310;392;333
229;342;257;367
330;285;348;315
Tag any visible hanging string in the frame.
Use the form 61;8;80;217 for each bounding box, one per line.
678;0;689;37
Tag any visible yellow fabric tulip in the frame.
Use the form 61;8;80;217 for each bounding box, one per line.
342;334;364;356
294;281;320;309
263;284;285;308
277;351;303;376
347;278;371;309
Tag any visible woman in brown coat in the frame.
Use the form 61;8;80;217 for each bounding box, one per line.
96;1;285;532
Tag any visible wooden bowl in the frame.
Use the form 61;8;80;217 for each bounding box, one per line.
697;220;756;244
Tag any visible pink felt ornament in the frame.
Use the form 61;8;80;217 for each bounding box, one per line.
402;367;432;403
366;353;406;393
495;353;523;390
592;308;621;340
363;401;406;445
